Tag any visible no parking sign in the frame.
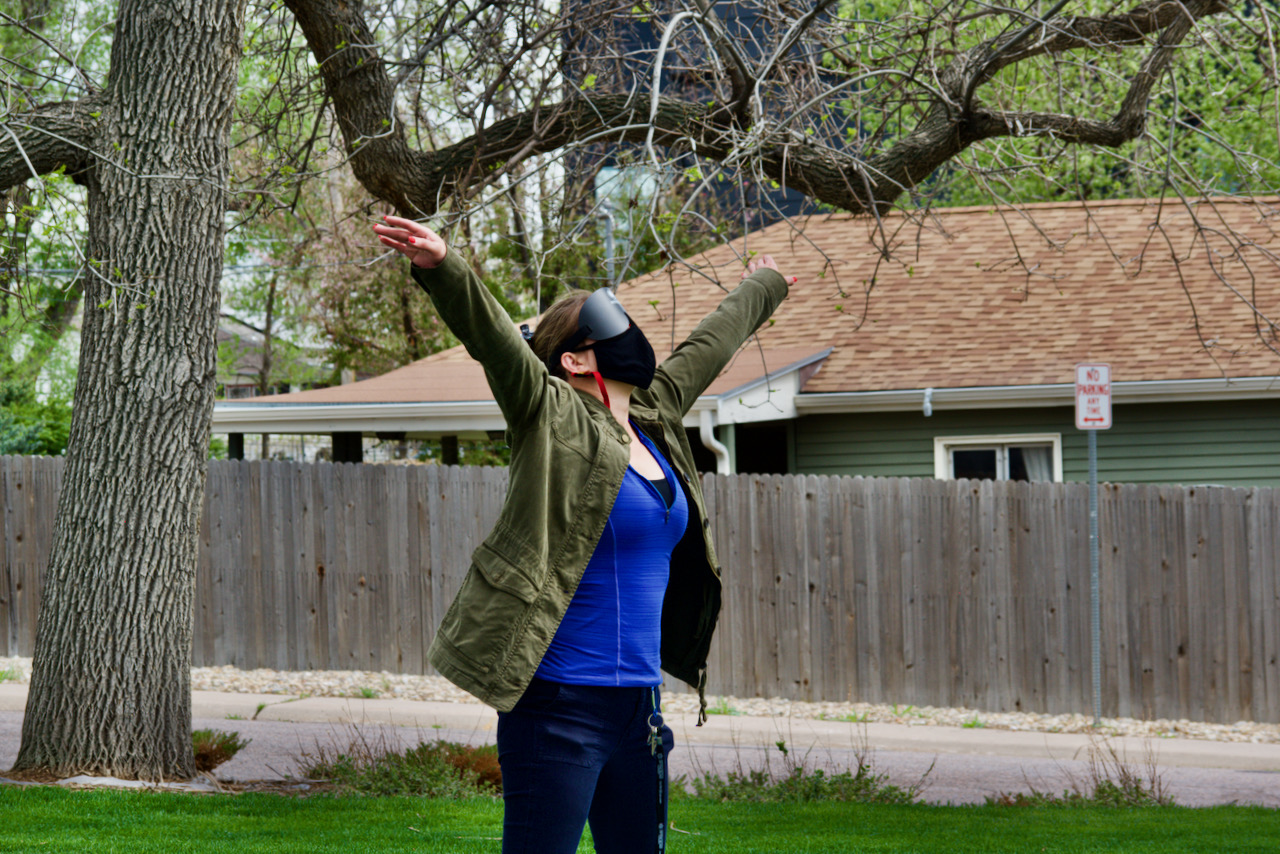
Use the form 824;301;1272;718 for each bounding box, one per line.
1075;363;1112;430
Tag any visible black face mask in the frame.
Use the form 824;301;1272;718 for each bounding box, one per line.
584;323;656;390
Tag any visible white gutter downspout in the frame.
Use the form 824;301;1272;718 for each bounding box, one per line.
699;408;732;475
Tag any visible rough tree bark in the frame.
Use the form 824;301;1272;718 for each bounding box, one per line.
11;0;245;779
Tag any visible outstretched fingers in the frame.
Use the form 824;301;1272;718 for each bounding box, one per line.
373;221;414;241
374;215;447;268
381;214;426;234
376;232;411;252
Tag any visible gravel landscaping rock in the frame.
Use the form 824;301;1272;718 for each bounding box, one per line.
4;655;1277;744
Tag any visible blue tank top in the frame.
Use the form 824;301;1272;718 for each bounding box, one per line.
535;425;689;686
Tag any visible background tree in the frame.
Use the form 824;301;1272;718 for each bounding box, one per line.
0;2;106;451
1;0;1276;779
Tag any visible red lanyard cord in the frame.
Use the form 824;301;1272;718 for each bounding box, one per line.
574;370;610;409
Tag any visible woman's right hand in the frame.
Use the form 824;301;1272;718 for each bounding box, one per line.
373;215;448;269
742;253;797;285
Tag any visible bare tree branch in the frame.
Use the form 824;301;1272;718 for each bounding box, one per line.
281;0;1236;224
0;97;101;193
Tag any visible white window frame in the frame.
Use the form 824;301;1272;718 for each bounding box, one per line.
933;433;1063;482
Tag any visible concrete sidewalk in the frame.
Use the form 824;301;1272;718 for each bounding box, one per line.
3;684;1278;806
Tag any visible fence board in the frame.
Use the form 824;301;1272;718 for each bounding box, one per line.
0;460;9;657
312;462;335;669
1265;488;1280;720
1221;488;1245;722
193;463;214;667
287;462;311;671
1249;487;1280;721
881;478;907;704
846;478;868;703
1103;483;1130;719
899;477;921;705
809;475;837;703
5;458;35;658
836;478;861;704
741;475;765;699
1204;488;1227;722
409;467;433;674
269;462;291;672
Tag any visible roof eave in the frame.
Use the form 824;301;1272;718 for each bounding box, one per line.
212;400;507;435
794;376;1280;414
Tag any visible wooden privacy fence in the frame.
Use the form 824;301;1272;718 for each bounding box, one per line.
1;456;1277;723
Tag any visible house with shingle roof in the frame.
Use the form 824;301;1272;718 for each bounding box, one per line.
215;197;1280;486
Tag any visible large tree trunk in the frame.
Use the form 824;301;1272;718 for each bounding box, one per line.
12;0;245;779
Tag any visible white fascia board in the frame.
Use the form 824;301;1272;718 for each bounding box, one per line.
680;350;832;429
794;376;1280;414
212;400;507;435
683;374;799;428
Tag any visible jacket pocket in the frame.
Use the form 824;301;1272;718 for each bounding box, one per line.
476;521;543;603
436;559;534;676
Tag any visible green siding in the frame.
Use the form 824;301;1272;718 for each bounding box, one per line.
793;400;1280;487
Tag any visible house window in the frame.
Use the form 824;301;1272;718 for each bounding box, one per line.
934;434;1063;482
224;384;257;399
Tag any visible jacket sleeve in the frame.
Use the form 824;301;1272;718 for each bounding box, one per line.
647;268;789;417
410;250;548;431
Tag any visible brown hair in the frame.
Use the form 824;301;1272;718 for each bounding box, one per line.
530;289;591;380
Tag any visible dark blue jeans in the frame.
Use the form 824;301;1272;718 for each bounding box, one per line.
496;678;674;854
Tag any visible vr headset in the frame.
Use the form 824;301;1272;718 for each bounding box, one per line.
521;288;633;357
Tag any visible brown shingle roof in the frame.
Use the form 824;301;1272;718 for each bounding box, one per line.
255;197;1280;406
616;196;1280;392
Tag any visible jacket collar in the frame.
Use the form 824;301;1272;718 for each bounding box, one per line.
573;387;630;443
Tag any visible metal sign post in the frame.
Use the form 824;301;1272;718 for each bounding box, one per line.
1075;363;1112;727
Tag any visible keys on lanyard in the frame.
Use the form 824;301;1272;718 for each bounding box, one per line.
648;714;663;757
649;687;666;854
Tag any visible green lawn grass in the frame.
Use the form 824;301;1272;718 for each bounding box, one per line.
1;787;1277;853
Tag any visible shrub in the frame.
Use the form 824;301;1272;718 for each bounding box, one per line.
299;728;500;798
192;729;252;773
682;762;921;805
987;737;1173;808
677;738;926;805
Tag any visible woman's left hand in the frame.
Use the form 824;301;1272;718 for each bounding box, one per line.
374;215;448;269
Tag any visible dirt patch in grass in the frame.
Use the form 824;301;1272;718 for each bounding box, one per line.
1;767;61;784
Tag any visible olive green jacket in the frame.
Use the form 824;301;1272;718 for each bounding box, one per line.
412;251;788;715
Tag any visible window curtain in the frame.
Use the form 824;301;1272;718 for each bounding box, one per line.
1021;445;1053;482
